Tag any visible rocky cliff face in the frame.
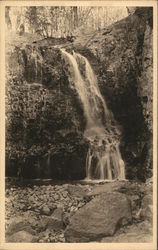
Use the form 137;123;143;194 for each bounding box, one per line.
83;7;153;180
6;45;88;179
6;7;153;180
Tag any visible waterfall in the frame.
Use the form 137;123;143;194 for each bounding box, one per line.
61;48;125;180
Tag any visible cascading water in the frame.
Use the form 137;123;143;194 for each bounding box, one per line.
61;48;125;180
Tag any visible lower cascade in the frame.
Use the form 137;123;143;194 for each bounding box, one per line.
61;49;125;180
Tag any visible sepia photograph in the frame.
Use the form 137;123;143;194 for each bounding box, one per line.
0;1;157;249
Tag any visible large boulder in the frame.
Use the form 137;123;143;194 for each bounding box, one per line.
6;216;34;236
6;230;37;242
39;207;64;231
65;192;132;242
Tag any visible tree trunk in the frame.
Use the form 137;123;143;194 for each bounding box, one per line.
73;7;78;29
5;7;12;29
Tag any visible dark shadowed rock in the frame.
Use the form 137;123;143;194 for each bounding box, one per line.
47;207;64;230
140;193;153;223
63;212;71;227
65;192;132;242
6;230;37;242
140;205;153;223
38;208;64;231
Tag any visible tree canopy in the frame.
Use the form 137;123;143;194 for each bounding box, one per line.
6;6;128;38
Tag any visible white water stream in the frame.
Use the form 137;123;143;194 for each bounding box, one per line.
61;49;125;180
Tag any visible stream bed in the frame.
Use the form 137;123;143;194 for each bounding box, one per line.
5;177;153;243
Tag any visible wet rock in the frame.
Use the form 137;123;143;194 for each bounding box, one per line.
6;230;37;242
65;192;132;242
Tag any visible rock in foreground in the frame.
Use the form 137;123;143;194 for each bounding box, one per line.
101;220;153;242
6;230;37;242
65;192;132;242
